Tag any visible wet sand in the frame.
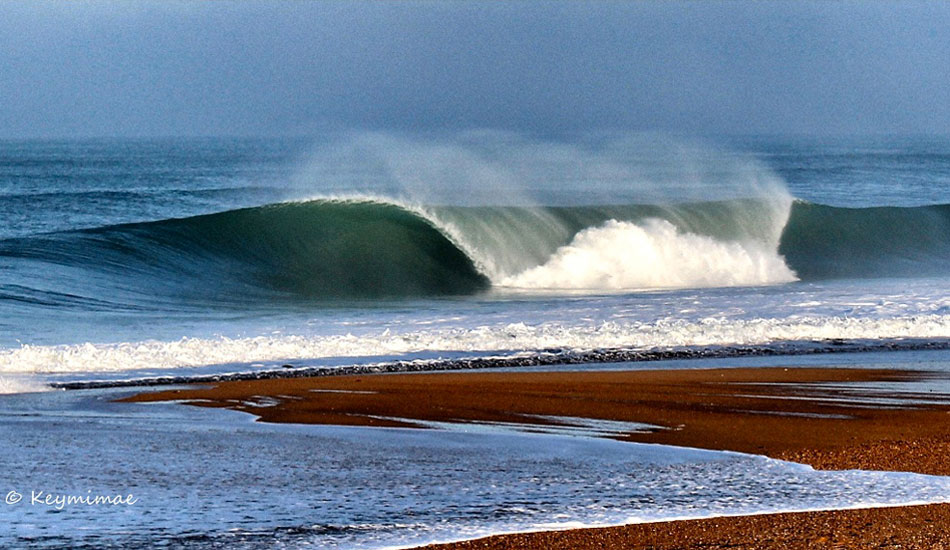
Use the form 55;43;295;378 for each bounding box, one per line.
124;365;950;548
418;503;950;550
123;366;950;473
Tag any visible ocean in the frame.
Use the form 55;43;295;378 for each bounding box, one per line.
2;132;950;548
0;133;947;390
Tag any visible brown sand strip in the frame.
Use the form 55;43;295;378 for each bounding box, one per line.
417;503;950;550
123;366;950;549
122;366;950;474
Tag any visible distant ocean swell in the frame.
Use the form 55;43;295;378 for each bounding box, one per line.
0;197;948;304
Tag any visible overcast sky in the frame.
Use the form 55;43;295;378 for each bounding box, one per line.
2;1;949;138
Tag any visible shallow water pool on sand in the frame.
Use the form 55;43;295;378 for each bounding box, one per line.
2;383;950;550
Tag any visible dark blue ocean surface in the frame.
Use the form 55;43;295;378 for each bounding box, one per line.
0;134;948;387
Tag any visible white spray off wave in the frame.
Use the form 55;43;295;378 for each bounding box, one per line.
299;132;797;290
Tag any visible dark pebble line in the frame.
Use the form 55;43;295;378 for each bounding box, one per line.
48;338;950;391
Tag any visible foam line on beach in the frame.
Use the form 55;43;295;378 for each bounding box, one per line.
3;310;948;378
47;337;950;390
392;502;950;550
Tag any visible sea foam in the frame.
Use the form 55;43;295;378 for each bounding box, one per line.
502;218;797;290
3;314;948;377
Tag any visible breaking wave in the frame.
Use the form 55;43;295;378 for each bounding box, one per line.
0;197;947;305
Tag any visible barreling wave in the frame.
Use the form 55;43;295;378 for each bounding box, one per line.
0;199;489;303
0;197;948;306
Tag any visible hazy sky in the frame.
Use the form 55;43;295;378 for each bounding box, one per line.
2;1;949;138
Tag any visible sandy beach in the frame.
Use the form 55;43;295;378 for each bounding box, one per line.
125;365;950;548
417;504;950;549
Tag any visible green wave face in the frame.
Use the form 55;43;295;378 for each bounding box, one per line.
1;198;948;306
184;201;493;298
0;200;491;302
779;202;950;279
